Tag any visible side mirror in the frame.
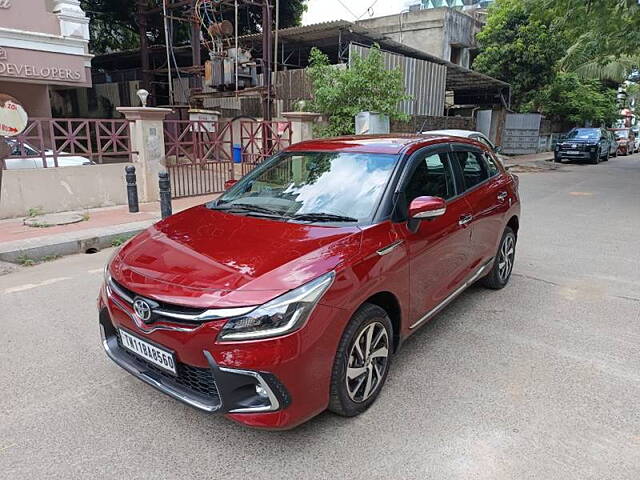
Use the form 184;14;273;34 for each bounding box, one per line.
409;196;446;220
494;145;503;154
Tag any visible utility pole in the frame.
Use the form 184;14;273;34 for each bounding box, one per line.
136;0;153;105
262;0;273;121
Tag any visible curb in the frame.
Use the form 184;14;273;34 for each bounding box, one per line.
0;219;156;263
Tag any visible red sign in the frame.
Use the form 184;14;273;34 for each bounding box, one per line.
0;94;27;137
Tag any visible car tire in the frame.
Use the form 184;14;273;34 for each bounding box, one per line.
328;303;393;417
481;226;516;290
591;149;600;164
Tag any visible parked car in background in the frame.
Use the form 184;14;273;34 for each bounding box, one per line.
605;130;619;158
3;140;92;169
424;129;507;164
555;128;611;164
609;128;637;156
99;134;521;429
632;127;640;150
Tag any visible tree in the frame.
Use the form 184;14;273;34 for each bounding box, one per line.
472;0;568;109
532;0;640;84
538;0;640;60
80;0;139;54
307;46;411;137
81;0;308;55
526;73;619;126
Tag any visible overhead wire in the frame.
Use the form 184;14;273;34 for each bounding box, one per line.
336;0;359;20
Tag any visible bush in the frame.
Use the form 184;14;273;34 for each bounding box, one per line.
307;45;411;137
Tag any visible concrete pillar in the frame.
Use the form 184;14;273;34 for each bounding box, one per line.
117;107;172;203
51;0;90;40
281;112;322;144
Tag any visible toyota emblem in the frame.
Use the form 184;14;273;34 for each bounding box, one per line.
133;298;153;323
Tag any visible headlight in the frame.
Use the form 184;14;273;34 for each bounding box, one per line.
218;272;335;342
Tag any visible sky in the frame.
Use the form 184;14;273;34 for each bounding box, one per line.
302;0;414;25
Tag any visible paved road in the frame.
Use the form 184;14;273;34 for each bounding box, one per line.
1;156;639;479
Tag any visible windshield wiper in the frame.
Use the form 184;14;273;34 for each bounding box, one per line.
210;203;284;217
289;212;358;223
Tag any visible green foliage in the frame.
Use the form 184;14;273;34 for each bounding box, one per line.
16;255;36;267
525;73;619;125
537;0;640;60
111;235;134;247
81;0;308;55
473;0;568;109
80;0;140;54
307;46;411;137
475;0;626;125
26;206;44;218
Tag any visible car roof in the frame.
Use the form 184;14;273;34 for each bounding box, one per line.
422;129;483;138
285;134;478;155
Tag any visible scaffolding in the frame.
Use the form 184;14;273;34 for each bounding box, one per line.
135;0;275;120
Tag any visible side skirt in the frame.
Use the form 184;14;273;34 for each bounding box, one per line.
409;258;494;330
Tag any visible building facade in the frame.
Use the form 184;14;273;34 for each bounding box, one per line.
357;7;484;69
0;0;91;117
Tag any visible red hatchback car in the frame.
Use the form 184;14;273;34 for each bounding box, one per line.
99;134;520;429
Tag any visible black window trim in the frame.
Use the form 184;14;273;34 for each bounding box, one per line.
376;144;454;223
394;144;459;199
449;143;500;196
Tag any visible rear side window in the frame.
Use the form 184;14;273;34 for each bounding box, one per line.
484;153;500;177
451;151;489;190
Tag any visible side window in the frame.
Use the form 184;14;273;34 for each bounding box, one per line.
451;150;489;190
404;152;455;205
473;135;494;151
484;153;500;177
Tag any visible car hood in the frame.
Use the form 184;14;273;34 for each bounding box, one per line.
110;205;362;308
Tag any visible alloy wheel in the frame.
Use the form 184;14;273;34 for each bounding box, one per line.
498;234;515;281
345;321;390;403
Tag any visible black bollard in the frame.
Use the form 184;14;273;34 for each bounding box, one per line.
125;165;139;213
159;171;172;219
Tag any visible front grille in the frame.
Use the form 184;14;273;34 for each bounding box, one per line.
110;278;207;322
115;330;220;399
559;144;587;151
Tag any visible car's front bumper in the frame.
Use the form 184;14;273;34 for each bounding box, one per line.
555;150;597;161
98;283;347;429
99;309;290;414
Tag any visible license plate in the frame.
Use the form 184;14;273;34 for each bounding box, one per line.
566;150;580;154
119;329;177;375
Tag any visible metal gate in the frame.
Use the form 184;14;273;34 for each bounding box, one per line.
239;121;293;176
164;119;292;198
164;120;234;198
502;113;543;155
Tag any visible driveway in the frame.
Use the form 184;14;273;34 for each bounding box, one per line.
1;156;639;479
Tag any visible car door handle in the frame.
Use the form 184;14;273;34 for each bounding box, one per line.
459;214;473;226
497;191;508;202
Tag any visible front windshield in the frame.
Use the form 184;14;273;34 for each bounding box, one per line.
613;130;629;139
566;129;600;140
215;151;399;222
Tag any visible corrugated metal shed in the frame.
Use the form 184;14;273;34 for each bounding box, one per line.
350;44;447;116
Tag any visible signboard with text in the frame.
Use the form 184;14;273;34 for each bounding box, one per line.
0;47;89;86
0;94;27;137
